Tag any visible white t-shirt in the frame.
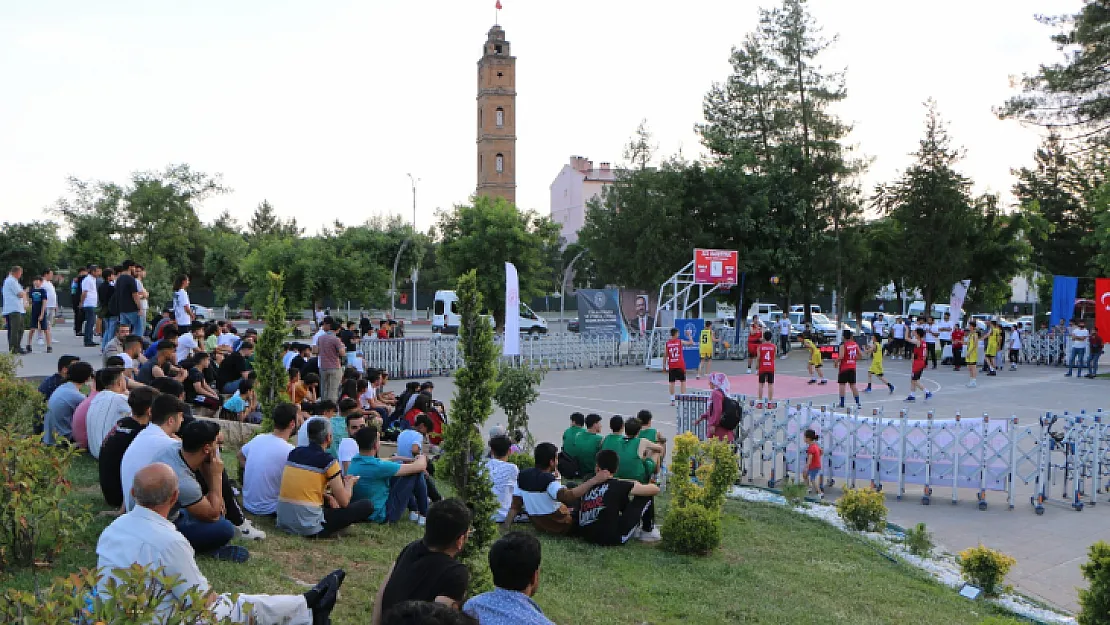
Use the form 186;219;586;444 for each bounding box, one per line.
86;390;133;460
938;321;953;341
359;388;375;410
891;323;905;339
240;433;295;516
872;320;886;337
120;427;180;511
43;281;58;308
311;328;326;347
217;332;238;348
1072;328;1090;350
81;275;99;308
1010;329;1023;350
779;319;790;336
120;352;135;371
396;429;424;458
175;333;198;365
925;324;939;344
282;350;298;370
296;416;328;448
173;289;192;326
337;438;359;467
136;278;149;314
486;458;520;522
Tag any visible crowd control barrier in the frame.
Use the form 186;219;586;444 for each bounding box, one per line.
675;394;1110;515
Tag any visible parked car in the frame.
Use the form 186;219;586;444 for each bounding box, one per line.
433;290;546;335
567;319;580;333
789;304;822;315
190;304;212;321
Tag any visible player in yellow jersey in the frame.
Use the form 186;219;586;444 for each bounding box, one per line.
803;333;828;385
964;323;980;388
864;337;895;394
697;320;717;379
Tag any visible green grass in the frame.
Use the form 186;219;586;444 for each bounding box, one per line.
2;453;1015;625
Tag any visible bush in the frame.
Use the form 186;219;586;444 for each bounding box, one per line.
0;376;45;436
506;451;533;471
1079;541;1110;625
0;564;242;624
493;364;545;442
0;352;16;379
0;429;90;567
904;522;934;558
835;487;887;532
661;503;721;555
781;481;808;506
959;544;1016;597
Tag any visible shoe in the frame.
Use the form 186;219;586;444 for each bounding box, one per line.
780;355;788;360
418;515;426;527
24;345;31;353
46;346;52;353
308;569;346;625
638;527;662;543
1010;366;1017;371
924;392;933;400
818;380;828;385
409;511;420;522
746;368;752;374
696;375;701;380
1065;372;1073;377
85;342;99;347
863;387;872;393
966;381;977;388
670;399;676;406
888;384;895;394
987;371;997;377
808;379;817;385
236;519;266;541
904;396;916;402
36;338;44;345
210;545;250;563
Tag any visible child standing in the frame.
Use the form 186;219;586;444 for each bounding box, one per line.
964;324;979;388
804;334;828;385
804;429;824;499
757;331;777;402
864;337;895;394
1008;326;1022;371
951;323;966;372
905;328;933;402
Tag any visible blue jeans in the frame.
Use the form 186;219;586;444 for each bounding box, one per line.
101;317;117;354
119;312;141;336
222;380;242;394
1089;349;1103;376
385;473;428;523
1068;347;1086;374
134;312;146;338
83;307;98;344
174;509;234;554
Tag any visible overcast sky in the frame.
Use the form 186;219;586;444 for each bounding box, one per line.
0;0;1081;235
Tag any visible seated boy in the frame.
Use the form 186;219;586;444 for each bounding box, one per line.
502;443;610;536
577;449;661;545
601;417;663;483
348;425;430;524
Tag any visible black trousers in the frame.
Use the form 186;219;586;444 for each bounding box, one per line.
939;339;951;364
617;496;654;543
925;342;938;367
313;499;374;538
73;305;84;336
198;468;245;526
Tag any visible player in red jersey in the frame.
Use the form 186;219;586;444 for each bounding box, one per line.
905;327;933;402
836;329;861;409
746;316;763;374
665;327;694;405
757;331;777;402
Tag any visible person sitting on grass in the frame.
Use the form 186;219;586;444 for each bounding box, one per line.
372;498;473;625
463;532;555;625
562;412;585;454
99;386;157;510
486;434;521;523
43;360;94;446
295;400;339;447
97;463;346;624
337;407;368;473
502;443;613;536
348;425;430;524
277;418;373;538
636;409;667;465
384;601;478;625
600;417;662;484
238;402;299;517
602;415;624;448
577;449;661;545
570;413;604;479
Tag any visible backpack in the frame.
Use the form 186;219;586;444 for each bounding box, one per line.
557;449;581;479
718;395;742;431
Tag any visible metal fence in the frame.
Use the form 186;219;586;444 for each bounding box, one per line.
676;394;1110;515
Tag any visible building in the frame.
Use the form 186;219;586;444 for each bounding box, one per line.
476;25;516;204
549;156;617;244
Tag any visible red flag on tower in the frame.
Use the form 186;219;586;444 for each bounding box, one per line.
496;0;502;9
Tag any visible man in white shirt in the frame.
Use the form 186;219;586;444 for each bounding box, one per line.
238;403;299;516
2;265;26;355
173;275;195;327
311;326;326;348
135;265;149;337
176;321;203;365
282;343;299;369
778;316;791;357
487;435;520;522
937;312;954;365
86;367;133;459
80;266;101;347
41;268;58;349
337;407;367;473
925;316;940;369
1066;320;1091;377
120;394;186;511
217;325;239;349
891;317;906;360
97;462;344;624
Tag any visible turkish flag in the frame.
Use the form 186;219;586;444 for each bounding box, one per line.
496;0;502;9
1096;278;1110;345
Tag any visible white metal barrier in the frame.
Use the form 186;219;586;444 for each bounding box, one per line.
675;396;1110;515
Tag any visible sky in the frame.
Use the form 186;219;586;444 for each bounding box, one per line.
0;0;1083;235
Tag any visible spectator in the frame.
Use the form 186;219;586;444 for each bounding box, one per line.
70;369;102;450
176;320;204;365
217;324;239;350
38;354;80;402
295;400;339;446
1087;328;1104;379
85;366;132;459
363;370;393;422
151;309;175;342
600;417;662;484
288;367;313;406
384;602;478;625
290;342;312;371
348;425;430;524
80;265;101;346
487;435;520;523
338;321;358;352
337;407;367;473
276;418;373;537
134;264;149;337
463;532;555;625
570;414;604;479
101;322;132;366
97;463;345;623
217;340;254;393
71;267;87;338
577;449;661;545
137;340;185;385
119;334;144;376
562;412;585;453
694;372;737;443
317;318;346;401
112;261;142;349
221;378;262;424
99;387;157;509
172;274;195;326
238;402;299;516
502;443;611;536
119;393;187;510
3;265;26;354
183;352;220;410
397;414;433;458
97;267;117;350
24;275;48;353
372;499;472;624
602;415;624;447
42;361;94;445
1067;320;1091;377
282;342;299;369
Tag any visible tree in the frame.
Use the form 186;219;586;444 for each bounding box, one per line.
873;101;980;313
256;273;289;429
202;230;249;305
0;222;63;276
436;196;560;327
623;119;657;170
439;271;499;594
247;200;302;243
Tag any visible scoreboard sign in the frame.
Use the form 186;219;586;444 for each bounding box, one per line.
693;249;739;285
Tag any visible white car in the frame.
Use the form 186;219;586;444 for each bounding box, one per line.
190;304;213;321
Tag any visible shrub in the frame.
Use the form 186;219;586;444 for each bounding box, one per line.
493;364;544;443
0;564;241;624
959;544;1016;597
0;429;90;567
835;487;887;532
506;451;533;471
661;502;721;555
0;376;45;436
1079;541;1110;625
0;352;16;379
255;272;291;431
781;481;808;506
904;522;933;558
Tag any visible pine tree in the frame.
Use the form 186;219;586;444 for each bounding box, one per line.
255;272;289;431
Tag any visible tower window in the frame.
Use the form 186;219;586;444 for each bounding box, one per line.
497;72;503;78
480;155;483;173
495;44;503;54
496;153;504;173
496;107;504;128
479;107;483;126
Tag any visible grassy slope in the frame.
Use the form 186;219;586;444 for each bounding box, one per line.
3;454;1011;625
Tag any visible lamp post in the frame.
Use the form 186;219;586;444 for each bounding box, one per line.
559;248;587;324
407;173;420;321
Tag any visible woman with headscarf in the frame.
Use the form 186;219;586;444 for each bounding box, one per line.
694;372;735;442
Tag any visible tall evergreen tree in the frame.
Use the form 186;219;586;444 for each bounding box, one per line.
247;200;303;243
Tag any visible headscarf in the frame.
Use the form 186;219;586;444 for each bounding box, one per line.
708;372;730;395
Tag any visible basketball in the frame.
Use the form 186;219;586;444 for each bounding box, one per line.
770;276;780;285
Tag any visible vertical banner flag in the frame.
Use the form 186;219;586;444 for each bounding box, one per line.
674;318;704;371
504;262;520;356
949;280;971;325
577;288;623;337
1050;276;1079;329
1096;278;1110;347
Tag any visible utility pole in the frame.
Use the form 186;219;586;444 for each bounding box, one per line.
407;173;420;322
559;248;587;323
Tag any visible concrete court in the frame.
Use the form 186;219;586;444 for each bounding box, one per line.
14;328;1108;612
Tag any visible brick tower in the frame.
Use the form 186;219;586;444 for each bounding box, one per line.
476;24;516;204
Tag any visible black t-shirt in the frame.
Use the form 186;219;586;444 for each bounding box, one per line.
99;282;116;314
218;352;248;387
204;364;218;388
300;357;320;378
338;329;356;352
114;274;139;314
136;359;165;385
290;355;307;371
576;478;634;546
185;367;204;400
379;540;469;615
99;417;148;508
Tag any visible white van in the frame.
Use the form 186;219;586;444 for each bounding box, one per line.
747;302;784;325
907;300;952;319
432;290;548;335
789;304;822;315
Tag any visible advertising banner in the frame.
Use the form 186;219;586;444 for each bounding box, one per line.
674;318;704;371
1096;278;1110;346
577;289;623;337
949;279;970;325
504;262;520;356
693;249;739;285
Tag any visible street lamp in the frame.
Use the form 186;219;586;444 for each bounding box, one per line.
559;248;587;323
407;173;420;322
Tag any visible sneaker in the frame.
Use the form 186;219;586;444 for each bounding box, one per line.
987;371;997;377
418;515;427;527
1010;365;1017;371
818;379;828;385
236;519;266;541
780;355;788;360
863;387;872;393
888;384;895;394
904;395;916;402
1065;372;1073;377
696;375;701;380
210;544;250;563
808;379;817;385
966;380;977;388
638;527;662;543
24;345;31;353
746;368;752;374
410;511;420;522
670;399;676;406
46;346;52;353
308;569;346;625
924;392;933;400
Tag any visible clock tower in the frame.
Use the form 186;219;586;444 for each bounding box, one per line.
476;25;516;204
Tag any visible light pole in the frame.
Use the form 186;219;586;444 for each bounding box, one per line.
407;173;420;321
559;248;587;324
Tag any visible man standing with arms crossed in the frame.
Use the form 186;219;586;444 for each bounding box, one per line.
2;266;26;355
317;317;346;401
937;312;954;366
778;314;791;358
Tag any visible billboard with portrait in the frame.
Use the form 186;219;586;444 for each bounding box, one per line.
577;288;625;337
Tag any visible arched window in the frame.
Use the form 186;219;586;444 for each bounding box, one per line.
495;107;504;128
496;153;504;173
